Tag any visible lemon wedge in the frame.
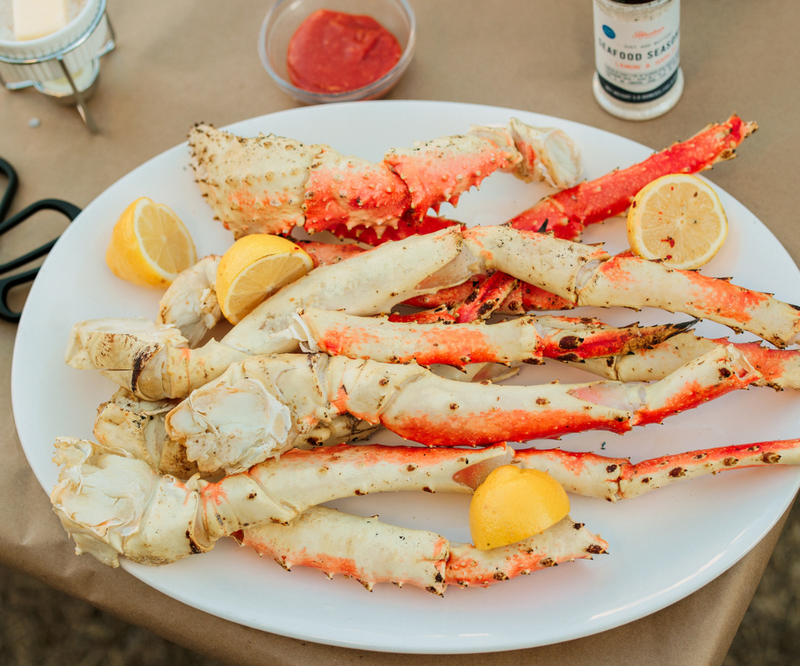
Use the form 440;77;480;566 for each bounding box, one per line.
469;465;570;551
216;234;314;324
627;173;728;270
105;197;197;288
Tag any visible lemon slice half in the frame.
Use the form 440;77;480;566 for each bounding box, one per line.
627;174;728;270
106;197;197;288
469;465;570;551
216;234;314;324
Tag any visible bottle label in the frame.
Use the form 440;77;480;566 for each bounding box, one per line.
593;1;680;104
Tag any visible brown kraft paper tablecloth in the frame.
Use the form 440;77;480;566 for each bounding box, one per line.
1;1;799;664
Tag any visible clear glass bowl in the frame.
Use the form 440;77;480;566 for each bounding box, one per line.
259;0;415;104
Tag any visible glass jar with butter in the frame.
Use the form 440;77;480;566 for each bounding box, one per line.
0;0;115;131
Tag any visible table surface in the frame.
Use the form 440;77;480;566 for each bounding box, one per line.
1;1;798;664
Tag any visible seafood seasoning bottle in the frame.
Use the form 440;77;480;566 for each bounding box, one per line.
592;0;683;121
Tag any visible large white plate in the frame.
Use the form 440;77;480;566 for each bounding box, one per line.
12;101;800;654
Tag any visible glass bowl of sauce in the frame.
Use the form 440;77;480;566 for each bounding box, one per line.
259;0;415;104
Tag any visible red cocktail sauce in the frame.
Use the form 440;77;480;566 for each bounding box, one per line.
287;10;402;94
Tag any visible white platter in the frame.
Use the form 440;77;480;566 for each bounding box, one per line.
11;101;800;654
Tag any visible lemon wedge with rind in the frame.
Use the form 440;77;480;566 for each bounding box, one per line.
469;465;570;551
106;197;197;288
627;174;728;270
216;234;314;324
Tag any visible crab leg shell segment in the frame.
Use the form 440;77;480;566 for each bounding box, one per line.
514;437;800;503
577;255;800;348
165;354;326;473
509;115;758;240
452;271;520;322
189;125;320;238
157;255;222;347
379;345;756;446
566;333;800;391
619;439;800;499
625;343;757;427
92;389;199;480
536;315;693;361
446;517;608;588
401;274;575;316
501;282;576;314
303;148;411;236
50;437;212;568
240;506;450;594
290;308;544;367
676;340;800;391
462;225;609;303
384;134;520;217
569;332;725;383
512;448;628;502
65;319;249;401
200;443;513;539
298;240;370;267
503;119;582;188
289;308;688;368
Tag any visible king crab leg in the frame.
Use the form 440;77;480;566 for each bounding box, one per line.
512;439;800;500
286;307;690;368
50;433;800;591
616;438;800;498
243;436;800;590
563;331;800;391
240;508;606;593
163;346;757;474
463;227;800;348
189;118;581;241
50;438;512;566
510;115;757;240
